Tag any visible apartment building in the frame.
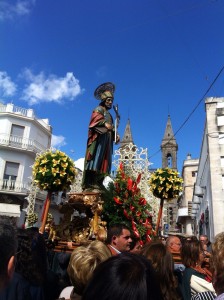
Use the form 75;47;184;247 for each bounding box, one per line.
0;103;52;225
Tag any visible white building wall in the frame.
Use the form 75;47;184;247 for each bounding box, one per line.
206;98;224;238
178;155;198;235
0;103;52;223
193;97;224;242
0;118;11;134
29;123;51;148
0;150;34;182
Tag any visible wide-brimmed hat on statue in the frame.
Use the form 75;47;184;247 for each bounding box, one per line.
94;82;115;101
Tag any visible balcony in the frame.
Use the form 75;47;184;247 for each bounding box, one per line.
0;133;46;153
0;178;30;194
0;103;35;118
0;103;51;131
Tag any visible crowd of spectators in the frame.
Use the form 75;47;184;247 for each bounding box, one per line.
0;218;224;300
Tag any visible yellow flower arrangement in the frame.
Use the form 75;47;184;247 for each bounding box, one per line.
32;149;77;192
149;168;183;200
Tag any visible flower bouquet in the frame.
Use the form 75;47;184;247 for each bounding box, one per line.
148;168;183;235
32;149;77;233
103;163;155;243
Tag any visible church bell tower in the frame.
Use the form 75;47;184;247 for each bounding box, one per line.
161;115;178;169
120;118;134;148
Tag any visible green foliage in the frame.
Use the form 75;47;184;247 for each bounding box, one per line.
102;164;156;243
32;149;77;192
149;168;183;200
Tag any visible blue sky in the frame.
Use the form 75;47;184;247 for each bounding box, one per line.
1;0;224;172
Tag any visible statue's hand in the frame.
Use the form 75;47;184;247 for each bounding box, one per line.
115;134;120;144
105;122;112;130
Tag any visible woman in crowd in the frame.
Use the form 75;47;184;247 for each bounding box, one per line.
59;240;111;300
0;228;47;300
210;232;224;299
181;239;215;300
129;235;142;254
141;241;183;300
82;252;163;300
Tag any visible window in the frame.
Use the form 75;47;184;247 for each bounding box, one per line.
192;171;197;177
167;153;172;167
3;162;19;181
11;124;25;137
9;124;25;147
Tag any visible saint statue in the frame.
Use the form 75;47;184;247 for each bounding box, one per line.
82;82;120;191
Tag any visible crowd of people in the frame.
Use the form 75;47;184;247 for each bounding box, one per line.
1;218;224;300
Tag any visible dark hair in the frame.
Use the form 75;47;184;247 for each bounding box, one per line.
181;239;202;268
106;223;130;244
141;241;181;300
82;252;163;300
0;220;17;284
130;235;141;253
16;228;47;286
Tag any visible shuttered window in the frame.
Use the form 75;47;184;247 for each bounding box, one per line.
3;162;19;180
11;124;24;137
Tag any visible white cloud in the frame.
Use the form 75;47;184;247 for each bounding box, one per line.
0;0;36;21
51;134;66;148
22;69;83;105
74;158;84;171
0;71;17;97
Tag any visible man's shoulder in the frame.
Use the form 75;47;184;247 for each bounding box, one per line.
107;244;119;256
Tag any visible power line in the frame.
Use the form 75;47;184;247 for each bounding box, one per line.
149;64;224;160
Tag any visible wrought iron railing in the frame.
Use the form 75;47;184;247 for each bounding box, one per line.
0;178;30;193
0;133;46;153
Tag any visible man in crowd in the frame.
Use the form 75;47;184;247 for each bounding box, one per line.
166;235;182;261
200;234;211;253
166;235;185;279
200;234;211;268
106;224;132;255
0;219;17;290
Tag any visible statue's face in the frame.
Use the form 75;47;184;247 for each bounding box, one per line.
104;97;113;110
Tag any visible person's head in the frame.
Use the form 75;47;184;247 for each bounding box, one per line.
181;239;203;268
0;219;17;290
94;82;115;110
16;228;47;286
100;95;113;110
67;240;111;295
166;236;182;253
199;235;209;245
142;241;174;272
210;232;224;296
130;236;142;254
141;241;180;300
82;252;163;300
106;223;132;252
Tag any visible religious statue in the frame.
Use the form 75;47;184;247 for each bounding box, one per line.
82;82;120;191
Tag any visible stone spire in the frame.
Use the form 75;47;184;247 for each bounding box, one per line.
161;115;178;169
120;118;134;148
